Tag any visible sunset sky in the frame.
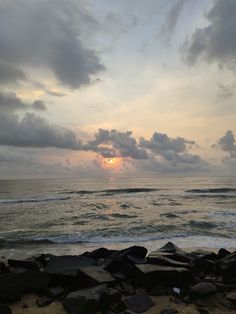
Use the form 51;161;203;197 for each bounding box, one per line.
0;0;236;178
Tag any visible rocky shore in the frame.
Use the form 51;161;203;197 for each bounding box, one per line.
1;242;236;313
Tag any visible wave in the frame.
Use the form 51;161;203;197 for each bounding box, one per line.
64;188;159;196
0;195;71;204
189;220;217;229
186;188;236;193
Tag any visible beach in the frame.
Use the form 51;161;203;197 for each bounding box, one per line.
1;242;236;314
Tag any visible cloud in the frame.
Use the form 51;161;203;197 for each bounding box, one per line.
182;0;236;73
0;92;46;112
0;0;105;88
217;130;236;158
160;0;187;44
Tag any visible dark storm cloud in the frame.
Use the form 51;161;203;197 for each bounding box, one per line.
140;132;195;154
217;130;236;158
182;0;236;72
0;92;46;112
0;0;105;88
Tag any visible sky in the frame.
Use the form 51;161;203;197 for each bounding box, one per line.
0;0;236;178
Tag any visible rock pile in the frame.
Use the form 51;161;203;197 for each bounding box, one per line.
0;242;236;313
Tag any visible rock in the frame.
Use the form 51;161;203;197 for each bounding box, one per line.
226;291;236;303
217;252;236;282
147;255;189;268
190;258;215;273
82;248;116;260
66;284;108;302
218;248;231;259
0;270;50;292
122;294;154;313
8;259;39;270
36;296;53;307
62;296;97;314
197;308;209;314
44;255;96;276
0;287;21;303
108;246;147;261
0;304;12;314
46;286;65;298
190;282;217;298
113;282;136;296
157;242;183;254
108;288;122;303
160;309;178;314
135;264;191;287
78;266;115;285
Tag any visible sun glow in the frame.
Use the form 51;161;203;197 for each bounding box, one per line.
102;157;122;170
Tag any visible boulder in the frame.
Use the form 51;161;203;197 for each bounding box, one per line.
78;266;115;285
135;264;191;287
66;284;108;301
0;270;50;292
122;294;154;313
44;255;96;276
217;248;231;259
46;286;65;298
0;287;21;303
217;252;236;282
226;291;236;303
36;296;53;307
82;248;116;260
0;304;12;314
190;258;215;273
190;282;217;298
8;259;39;270
156;242;183;254
147;255;189;268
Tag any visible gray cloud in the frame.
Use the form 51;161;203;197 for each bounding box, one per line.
0;0;105;88
0;92;46;112
160;0;187;44
217;130;236;158
182;0;236;72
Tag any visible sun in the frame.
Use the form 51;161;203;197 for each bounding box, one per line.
102;157;122;170
107;158;116;165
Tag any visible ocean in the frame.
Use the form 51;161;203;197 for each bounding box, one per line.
0;176;236;258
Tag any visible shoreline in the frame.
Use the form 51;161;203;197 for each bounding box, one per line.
1;242;236;313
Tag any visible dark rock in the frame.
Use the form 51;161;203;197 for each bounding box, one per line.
148;284;169;296
78;266;115;285
82;248;116;260
113;282;136;296
44;255;96;276
217;252;236;282
218;248;231;259
226;291;236;303
62;296;97;314
0;271;50;292
197;308;209;314
123;294;154;313
46;286;65;298
190;282;217;298
147;255;189;268
194;292;232;310
135;264;192;288
190;258;215;273
0;287;21;303
108;246;147;261
157;242;183;254
66;284;108;302
160;309;178;314
108;288;122;303
0;304;12;314
36;296;53;307
8;259;39;271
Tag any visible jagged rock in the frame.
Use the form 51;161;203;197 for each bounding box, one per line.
217;248;231;259
66;284;108;301
122;293;154;313
160;309;178;314
190;282;217;298
113;282;136;296
8;259;39;270
217;252;236;282
36;296;53;307
157;242;183;254
78;266;115;285
147;255;189;268
0;287;21;303
62;296;97;314
197;308;209;314
0;270;50;292
107;246;147;262
226;291;236;303
44;255;96;276
82;248;116;260
0;304;12;314
46;286;65;298
190;258;215;273
135;264;191;287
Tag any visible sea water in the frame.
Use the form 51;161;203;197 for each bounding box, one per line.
0;176;236;258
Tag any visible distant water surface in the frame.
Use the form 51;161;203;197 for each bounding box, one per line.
0;176;235;258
